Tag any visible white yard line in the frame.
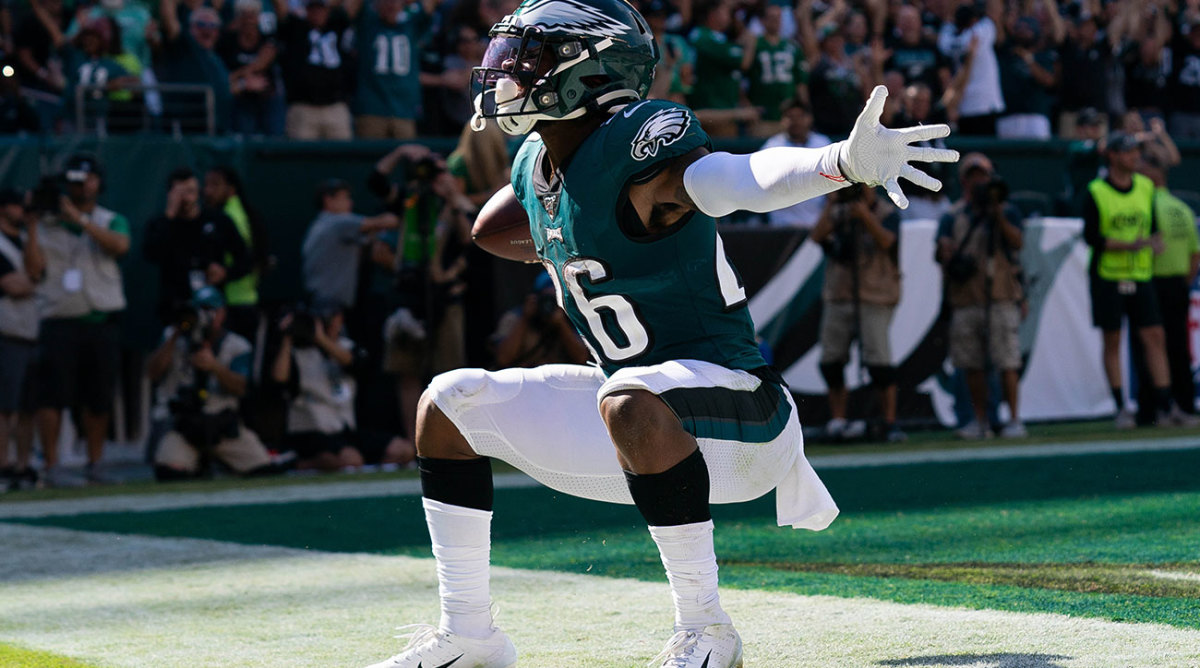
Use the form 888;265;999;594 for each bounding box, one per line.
1;436;1196;519
0;524;1197;668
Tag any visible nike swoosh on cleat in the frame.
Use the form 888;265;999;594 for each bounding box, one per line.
700;651;711;668
416;656;463;668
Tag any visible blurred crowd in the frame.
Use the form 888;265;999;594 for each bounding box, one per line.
2;0;1200;140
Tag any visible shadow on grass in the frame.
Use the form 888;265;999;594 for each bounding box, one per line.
878;653;1071;668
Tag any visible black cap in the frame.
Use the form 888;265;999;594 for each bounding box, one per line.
0;187;25;207
63;153;103;183
1106;131;1139;153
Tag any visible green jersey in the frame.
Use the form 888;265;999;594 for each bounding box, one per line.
354;4;427;119
1152;187;1200;278
686;27;743;109
510;100;765;376
748;36;805;121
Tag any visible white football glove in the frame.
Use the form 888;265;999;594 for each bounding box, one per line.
837;85;960;209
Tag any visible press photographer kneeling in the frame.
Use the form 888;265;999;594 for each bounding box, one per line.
936;153;1026;439
810;183;904;443
147;287;284;480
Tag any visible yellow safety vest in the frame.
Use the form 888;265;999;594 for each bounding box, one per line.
1088;173;1155;281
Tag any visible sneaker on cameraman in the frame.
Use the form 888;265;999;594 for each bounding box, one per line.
1114;409;1137;430
43;466;86;489
824;417;847;441
1157;404;1200;428
999;420;1028;438
84;462;119;485
955;420;993;440
364;624;516;668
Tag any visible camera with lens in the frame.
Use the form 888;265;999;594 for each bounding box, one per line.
285;307;318;348
825;184;868;264
30;175;62;214
175;303;214;350
409;155;446;187
971;174;1009;210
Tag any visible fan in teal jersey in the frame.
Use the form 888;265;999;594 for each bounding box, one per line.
350;0;436;139
747;4;807;131
363;0;958;666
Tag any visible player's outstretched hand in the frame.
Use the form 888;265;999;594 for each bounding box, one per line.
838;85;960;209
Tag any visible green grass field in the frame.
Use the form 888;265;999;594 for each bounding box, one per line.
2;436;1199;667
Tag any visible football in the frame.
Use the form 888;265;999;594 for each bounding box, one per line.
473;184;537;263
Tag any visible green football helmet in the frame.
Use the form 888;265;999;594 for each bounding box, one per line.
471;0;659;135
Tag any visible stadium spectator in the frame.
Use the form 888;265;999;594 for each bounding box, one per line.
158;0;233;133
644;0;693;105
146;286;285;480
446;120;511;208
272;300;416;471
32;154;129;486
1057;14;1114;139
0;61;40;134
203;165;270;342
759;97;831;227
893;82;953;221
1169;19;1200;138
65;0;154;70
0;188;43;491
273;0;353;139
490;273;590;369
423;24;486;134
217;0;285;136
936;153;1026;439
1061;106;1106;213
57;17;140;130
885;4;950;98
301;178;400;313
17;0;69;127
686;0;757;137
810;183;905;443
937;0;1004;135
1123;24;1171;123
746;3;807;137
1123;113;1182;172
351;0;436;139
144;167;252;326
808;23;870;137
369;148;474;441
1137;153;1200;417
995;15;1059;140
1081;132;1197;428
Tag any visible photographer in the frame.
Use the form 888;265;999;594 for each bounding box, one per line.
1082;133;1198;428
272;300;415;472
936;153;1025;439
144;168;252;325
810;183;904;443
31;154;129;487
491;273;591;369
146;287;282;480
0;189;43;489
369;144;474;443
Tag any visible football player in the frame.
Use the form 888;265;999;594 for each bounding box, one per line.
365;0;957;666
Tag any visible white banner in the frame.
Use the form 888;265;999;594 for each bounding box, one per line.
750;218;1118;426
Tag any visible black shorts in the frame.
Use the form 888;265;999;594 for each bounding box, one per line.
1090;277;1163;331
36;318;121;413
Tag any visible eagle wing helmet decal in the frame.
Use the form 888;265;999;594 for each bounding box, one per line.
630;107;691;161
509;0;630;37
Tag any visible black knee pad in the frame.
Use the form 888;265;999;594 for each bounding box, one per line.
867;364;896;388
820;362;846;390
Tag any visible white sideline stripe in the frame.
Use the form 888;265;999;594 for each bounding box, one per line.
807;434;1200;469
1;523;1198;668
1147;569;1200;583
0;436;1196;519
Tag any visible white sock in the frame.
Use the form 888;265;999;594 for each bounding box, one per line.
423;497;494;639
648;520;732;631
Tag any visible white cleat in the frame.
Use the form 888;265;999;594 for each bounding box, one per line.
650;623;743;668
364;624;517;668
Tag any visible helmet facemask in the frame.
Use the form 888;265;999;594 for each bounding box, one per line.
471;25;632;135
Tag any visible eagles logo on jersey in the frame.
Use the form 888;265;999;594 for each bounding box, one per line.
630;107;691;161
